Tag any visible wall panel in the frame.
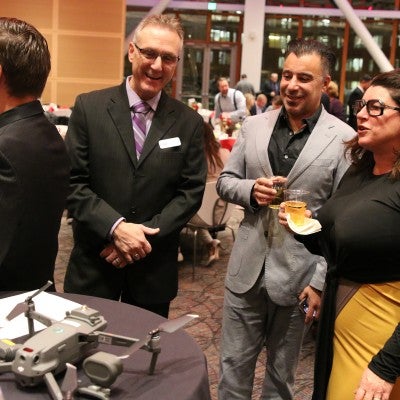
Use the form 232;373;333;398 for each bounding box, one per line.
0;0;125;106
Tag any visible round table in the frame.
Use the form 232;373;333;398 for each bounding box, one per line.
0;292;211;400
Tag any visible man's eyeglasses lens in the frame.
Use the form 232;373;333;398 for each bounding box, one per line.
353;99;400;116
135;43;180;65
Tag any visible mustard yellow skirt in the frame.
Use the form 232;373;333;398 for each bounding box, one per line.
327;281;400;400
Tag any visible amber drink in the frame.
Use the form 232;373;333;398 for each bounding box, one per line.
284;189;309;226
269;177;286;209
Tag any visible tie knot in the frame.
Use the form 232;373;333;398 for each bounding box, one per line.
132;101;150;115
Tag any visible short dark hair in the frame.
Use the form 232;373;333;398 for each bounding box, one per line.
284;38;336;76
360;74;372;82
0;17;50;98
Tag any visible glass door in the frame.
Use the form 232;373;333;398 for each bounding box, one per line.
177;44;237;111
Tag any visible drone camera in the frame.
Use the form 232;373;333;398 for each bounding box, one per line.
83;351;123;387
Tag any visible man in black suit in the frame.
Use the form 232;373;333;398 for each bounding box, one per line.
347;74;372;130
0;17;69;291
250;93;268;115
64;15;207;317
262;72;280;105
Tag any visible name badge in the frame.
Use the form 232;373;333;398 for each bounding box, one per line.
159;137;181;149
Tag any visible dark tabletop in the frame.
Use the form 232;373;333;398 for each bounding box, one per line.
0;292;211;400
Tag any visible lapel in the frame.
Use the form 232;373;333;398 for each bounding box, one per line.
138;91;176;166
107;82;139;168
255;110;279;178
287;109;338;185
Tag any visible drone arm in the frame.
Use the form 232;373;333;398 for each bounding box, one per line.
0;361;13;373
27;310;56;328
94;331;140;348
44;372;63;400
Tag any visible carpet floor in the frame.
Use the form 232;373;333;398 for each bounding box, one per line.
54;208;315;400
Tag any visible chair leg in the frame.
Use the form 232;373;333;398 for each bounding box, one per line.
192;229;198;280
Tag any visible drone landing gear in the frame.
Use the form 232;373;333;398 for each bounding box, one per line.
78;385;111;400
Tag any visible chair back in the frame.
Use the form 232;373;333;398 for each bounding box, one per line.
197;181;235;228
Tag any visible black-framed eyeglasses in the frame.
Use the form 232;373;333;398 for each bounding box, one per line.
134;43;180;65
353;99;400;117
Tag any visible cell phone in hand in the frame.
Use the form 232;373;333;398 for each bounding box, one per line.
298;298;309;314
298;297;317;317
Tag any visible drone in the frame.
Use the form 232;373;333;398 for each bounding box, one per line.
0;281;198;400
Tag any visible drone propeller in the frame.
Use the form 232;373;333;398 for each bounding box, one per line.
60;363;78;400
119;313;198;359
6;281;53;321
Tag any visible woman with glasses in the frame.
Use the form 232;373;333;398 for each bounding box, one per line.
280;69;400;400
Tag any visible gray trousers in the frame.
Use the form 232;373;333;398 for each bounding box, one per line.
218;268;307;400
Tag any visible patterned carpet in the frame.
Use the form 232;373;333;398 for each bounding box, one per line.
54;208;314;400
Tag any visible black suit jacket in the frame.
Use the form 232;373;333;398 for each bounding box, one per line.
249;104;267;116
347;87;363;130
0;101;69;290
64;82;207;303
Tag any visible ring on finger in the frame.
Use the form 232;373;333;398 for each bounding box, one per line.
134;253;140;260
114;257;120;264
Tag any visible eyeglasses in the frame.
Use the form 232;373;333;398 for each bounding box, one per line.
134;43;180;65
353;99;400;117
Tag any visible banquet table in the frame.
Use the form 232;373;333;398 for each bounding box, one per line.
0;292;211;400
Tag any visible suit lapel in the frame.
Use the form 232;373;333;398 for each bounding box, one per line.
107;83;139;168
287;109;338;185
255;111;279;177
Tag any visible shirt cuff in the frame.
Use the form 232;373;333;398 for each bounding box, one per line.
108;217;125;241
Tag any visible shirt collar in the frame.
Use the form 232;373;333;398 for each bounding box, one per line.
278;105;322;133
125;76;161;112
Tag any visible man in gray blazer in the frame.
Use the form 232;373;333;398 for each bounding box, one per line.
63;15;207;317
217;39;355;399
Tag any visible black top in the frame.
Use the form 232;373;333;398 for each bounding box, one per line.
298;165;400;399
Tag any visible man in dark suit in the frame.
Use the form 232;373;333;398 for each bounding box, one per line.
262;72;280;105
250;93;268;115
347;74;372;130
0;17;69;291
64;15;207;317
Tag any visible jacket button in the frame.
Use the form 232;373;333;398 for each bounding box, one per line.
264;231;268;238
130;208;136;215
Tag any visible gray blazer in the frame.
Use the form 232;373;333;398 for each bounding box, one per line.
217;107;355;306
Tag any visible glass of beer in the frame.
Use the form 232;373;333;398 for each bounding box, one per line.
284;189;309;226
268;176;286;209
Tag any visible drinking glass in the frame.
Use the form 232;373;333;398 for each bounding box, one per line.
284;189;309;226
268;176;286;209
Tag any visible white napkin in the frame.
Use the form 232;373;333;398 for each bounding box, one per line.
287;215;321;235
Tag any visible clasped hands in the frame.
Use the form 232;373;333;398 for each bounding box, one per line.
100;221;159;268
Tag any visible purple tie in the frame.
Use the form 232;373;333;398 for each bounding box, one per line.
132;101;150;159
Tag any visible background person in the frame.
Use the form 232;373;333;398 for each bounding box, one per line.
250;93;268;115
262;72;280;105
185;122;230;265
214;77;247;124
279;69;400;400
63;14;207;318
236;73;255;96
326;80;345;121
265;94;283;111
217;38;355;400
0;17;69;291
347;73;372;129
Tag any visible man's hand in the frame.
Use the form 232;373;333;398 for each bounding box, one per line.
111;221;160;263
252;177;276;206
100;243;128;268
298;285;322;324
354;367;394;400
